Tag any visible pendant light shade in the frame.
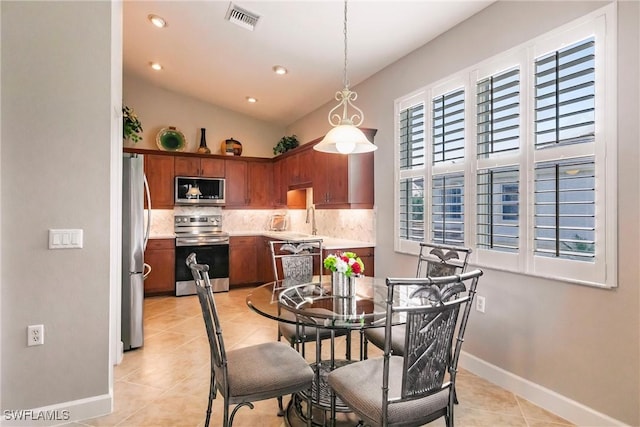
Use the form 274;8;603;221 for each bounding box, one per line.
313;0;377;155
315;123;375;154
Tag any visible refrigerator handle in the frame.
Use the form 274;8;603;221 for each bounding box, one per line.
143;173;152;250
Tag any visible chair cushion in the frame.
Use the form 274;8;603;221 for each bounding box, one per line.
279;309;348;344
364;325;406;356
226;341;313;404
327;356;449;426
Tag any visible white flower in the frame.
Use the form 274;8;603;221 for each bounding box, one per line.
335;259;349;274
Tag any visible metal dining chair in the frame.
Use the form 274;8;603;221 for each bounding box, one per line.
187;253;313;427
270;239;352;360
328;270;483;427
362;242;472;358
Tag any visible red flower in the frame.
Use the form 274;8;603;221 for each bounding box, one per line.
351;262;362;275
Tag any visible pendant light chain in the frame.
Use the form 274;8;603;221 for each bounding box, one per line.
313;0;376;154
343;0;349;90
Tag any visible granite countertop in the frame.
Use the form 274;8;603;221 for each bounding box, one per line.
229;230;375;249
150;231;374;249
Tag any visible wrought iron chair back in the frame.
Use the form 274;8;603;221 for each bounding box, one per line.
328;270;483;426
270;239;323;287
187;253;228;426
362;242;473;359
416;242;472;278
187;253;314;427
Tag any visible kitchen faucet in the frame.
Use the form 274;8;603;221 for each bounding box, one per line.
306;206;317;236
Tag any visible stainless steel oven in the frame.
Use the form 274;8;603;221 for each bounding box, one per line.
174;214;229;296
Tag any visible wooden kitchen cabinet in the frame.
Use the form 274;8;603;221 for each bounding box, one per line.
258;236;275;283
272;159;286;207
296;148;314;185
225;159;273;208
144;154;174;209
323;246;375;277
272;158;306;209
144;239;175;296
174;155;225;177
248;162;273;208
312;151;374;209
312;129;376;209
224;160;248;207
283;146;314;187
229;236;259;286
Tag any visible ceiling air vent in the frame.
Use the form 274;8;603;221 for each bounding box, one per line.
225;3;260;31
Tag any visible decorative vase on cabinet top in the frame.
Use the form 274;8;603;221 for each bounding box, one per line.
197;128;211;154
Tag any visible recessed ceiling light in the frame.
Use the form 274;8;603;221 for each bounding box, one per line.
272;65;288;75
150;62;163;71
148;14;167;28
246;97;258;103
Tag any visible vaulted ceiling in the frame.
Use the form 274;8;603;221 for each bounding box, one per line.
123;1;494;126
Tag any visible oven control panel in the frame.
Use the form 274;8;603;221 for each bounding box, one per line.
174;215;224;234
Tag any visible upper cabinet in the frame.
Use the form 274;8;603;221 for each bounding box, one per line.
247;161;273;208
225;159;273;208
224;159;248;207
174;155;225;177
126;128;375;210
144;153;174;209
312;128;376;209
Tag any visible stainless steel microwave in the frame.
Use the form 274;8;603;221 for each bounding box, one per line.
175;176;225;205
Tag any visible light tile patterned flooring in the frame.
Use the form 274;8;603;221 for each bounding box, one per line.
70;288;574;427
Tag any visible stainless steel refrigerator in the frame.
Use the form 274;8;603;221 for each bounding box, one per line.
122;153;151;350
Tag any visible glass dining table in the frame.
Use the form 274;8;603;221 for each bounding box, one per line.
245;275;424;426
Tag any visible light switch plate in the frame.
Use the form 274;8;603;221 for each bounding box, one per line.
49;229;83;249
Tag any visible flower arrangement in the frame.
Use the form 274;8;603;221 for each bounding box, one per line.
123;106;143;143
323;251;364;277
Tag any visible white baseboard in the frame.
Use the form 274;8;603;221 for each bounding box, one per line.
1;394;112;427
459;351;629;427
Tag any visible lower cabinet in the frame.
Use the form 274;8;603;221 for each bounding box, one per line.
323;247;375;277
229;236;259;286
144;239;175;296
258;236;275;283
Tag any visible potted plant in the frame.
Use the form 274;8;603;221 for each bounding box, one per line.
123;106;143;143
273;134;299;155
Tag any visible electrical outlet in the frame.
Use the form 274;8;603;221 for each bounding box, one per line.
475;296;486;313
27;324;44;346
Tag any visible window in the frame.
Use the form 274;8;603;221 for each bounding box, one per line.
534;38;595;149
477;67;520;157
399;177;425;242
432;89;465;163
477;167;519;253
432;173;464;245
534;157;595;261
396;95;426;252
399;104;425;170
395;5;616;287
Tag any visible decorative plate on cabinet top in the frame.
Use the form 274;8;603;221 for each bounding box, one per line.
156;127;186;152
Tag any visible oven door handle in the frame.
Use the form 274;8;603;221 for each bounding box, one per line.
176;238;229;246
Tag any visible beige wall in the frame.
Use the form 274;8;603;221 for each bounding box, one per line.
1;0;114;416
124;74;284;158
290;1;639;425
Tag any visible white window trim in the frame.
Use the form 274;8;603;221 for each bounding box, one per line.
394;3;617;288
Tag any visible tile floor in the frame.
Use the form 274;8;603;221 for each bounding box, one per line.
72;288;574;427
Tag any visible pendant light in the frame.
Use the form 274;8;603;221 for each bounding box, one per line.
314;0;377;155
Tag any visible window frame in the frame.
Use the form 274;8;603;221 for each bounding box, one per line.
394;4;617;288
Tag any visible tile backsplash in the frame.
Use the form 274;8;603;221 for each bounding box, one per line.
148;207;376;243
